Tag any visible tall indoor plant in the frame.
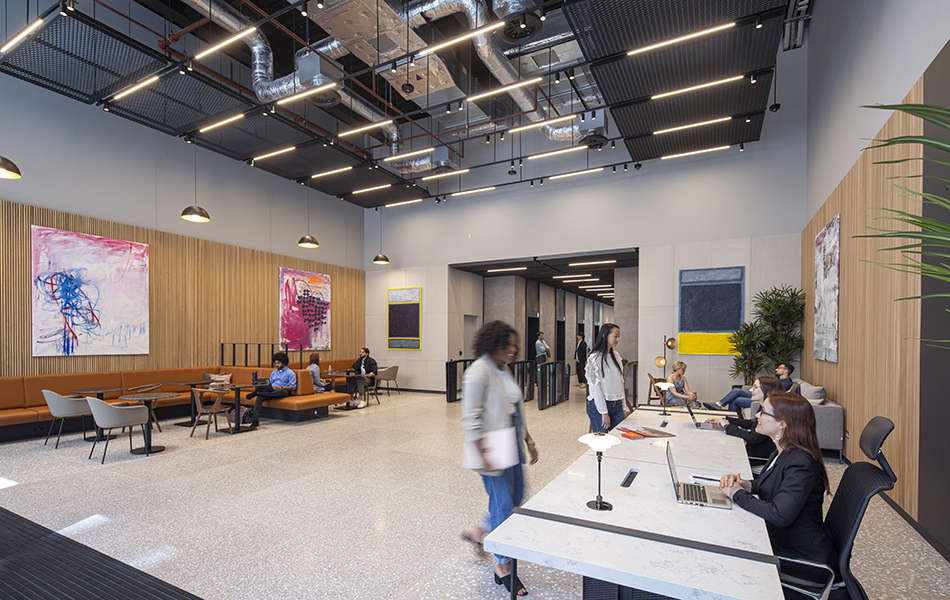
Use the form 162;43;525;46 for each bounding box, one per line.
727;321;769;385
859;103;950;327
754;284;806;368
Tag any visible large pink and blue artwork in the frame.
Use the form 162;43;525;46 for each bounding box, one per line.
279;267;331;350
31;226;149;356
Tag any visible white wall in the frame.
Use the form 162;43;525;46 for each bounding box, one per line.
447;267;484;361
806;0;950;220
637;233;801;405
0;75;365;269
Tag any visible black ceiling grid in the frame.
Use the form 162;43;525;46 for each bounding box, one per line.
610;72;772;135
193;111;314;161
0;10;168;104
622;112;765;162
256;142;362;183
107;70;257;137
343;181;432;210
591;20;783;105
562;0;786;61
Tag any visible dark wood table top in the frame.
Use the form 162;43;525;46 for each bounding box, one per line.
118;392;179;401
161;379;215;386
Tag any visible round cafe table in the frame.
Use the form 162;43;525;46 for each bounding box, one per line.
118;392;178;454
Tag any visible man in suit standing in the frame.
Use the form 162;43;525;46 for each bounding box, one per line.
574;332;588;386
351;347;378;409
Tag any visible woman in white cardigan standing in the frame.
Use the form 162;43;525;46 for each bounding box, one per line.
586;323;627;432
461;321;539;597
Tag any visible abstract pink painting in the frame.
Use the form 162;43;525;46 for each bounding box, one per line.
31;226;149;356
279;267;331;350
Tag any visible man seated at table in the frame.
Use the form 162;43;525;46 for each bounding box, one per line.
350;347;377;409
246;352;296;427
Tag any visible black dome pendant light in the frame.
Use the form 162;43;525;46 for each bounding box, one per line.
373;207;390;265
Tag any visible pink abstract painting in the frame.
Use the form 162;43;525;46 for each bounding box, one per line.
279;267;331;350
31;226;149;356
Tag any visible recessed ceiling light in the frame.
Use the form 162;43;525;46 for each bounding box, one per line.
562;278;599;283
487;267;527;273
569;260;617;266
651;75;744;100
553;274;591;279
627;23;735;56
352;183;392;194
661;146;730;160
654;117;731;135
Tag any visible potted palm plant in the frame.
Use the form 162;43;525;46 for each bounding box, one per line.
754;285;806;369
727;321;770;385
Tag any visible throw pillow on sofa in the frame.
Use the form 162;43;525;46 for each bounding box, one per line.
797;380;827;403
204;372;232;389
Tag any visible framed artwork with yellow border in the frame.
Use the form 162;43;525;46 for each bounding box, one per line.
388;287;421;350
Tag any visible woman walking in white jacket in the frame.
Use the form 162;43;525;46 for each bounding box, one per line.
461;321;539;597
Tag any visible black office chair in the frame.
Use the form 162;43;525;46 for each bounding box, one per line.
779;416;897;600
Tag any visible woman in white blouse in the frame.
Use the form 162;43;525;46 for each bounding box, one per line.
585;323;627;432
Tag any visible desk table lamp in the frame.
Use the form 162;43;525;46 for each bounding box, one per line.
578;432;621;511
654;381;674;416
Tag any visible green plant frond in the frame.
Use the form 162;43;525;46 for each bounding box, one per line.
884;174;950;187
892;185;950;209
866;135;950;155
872;157;950;168
862;104;950;129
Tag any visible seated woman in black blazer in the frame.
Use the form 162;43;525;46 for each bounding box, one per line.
719;391;839;576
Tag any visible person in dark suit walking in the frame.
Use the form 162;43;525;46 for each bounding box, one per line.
719;391;839;577
574;332;588;386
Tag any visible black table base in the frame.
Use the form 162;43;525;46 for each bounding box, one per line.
131;445;165;455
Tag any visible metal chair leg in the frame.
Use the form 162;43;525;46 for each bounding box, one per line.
101;428;112;464
88;433;98;459
55;418;66;449
141;424;149;456
45;418;57;446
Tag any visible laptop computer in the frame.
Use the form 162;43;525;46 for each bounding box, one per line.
666;443;731;509
253;378;273;392
685;403;724;430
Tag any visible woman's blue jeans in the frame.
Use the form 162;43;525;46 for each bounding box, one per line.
718;388;753;408
479;463;524;564
587;399;624;433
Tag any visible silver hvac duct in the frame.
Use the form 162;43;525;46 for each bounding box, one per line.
408;0;583;142
179;0;339;104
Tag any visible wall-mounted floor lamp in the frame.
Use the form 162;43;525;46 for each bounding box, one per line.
654;335;676;378
0;156;22;179
181;143;210;223
372;207;390;265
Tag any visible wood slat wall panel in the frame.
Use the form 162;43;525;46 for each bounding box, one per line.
0;198;365;376
801;78;922;518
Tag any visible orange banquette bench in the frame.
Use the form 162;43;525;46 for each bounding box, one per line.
0;362;355;441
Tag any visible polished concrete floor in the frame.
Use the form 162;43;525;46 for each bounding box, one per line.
0;387;947;599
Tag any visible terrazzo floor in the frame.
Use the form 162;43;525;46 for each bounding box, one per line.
0;387;947;599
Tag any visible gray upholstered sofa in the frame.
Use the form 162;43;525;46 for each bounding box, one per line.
743;378;844;459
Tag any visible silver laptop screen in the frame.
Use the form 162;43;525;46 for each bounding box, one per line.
665;443;679;486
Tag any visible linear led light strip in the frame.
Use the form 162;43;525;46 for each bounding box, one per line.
339;119;394;137
0;18;43;54
487;267;527;273
385;199;422;208
199;113;244;133
509;114;576;134
353;183;392;195
553;274;590;279
627;22;734;56
651;75;744;100
422;169;469;180
312;166;353;179
384;147;434;162
452;187;495;197
563;278;599;283
527;145;589;160
550;167;603;180
661;146;731;160
570;260;616;267
276;82;337;105
468;77;542;102
113;75;161;100
580;285;613;289
418;21;505;56
654;116;731;135
195;27;257;60
253;146;295;161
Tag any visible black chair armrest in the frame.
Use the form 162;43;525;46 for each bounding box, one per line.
778;556;834;600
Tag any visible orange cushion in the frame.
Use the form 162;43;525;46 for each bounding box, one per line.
0;408;39;426
24;372;124;407
0;377;26;410
265;392;351;411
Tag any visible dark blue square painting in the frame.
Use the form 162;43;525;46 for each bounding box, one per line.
679;267;744;333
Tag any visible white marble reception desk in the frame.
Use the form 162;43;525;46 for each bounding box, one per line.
484;408;784;600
